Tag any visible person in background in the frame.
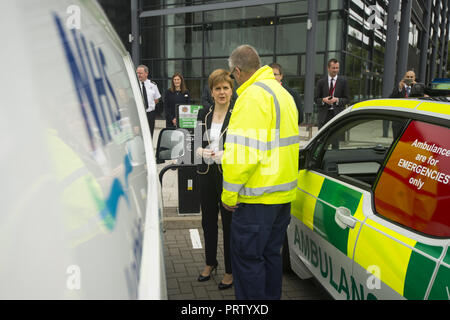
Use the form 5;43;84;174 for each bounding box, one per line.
269;62;304;124
221;45;299;300
389;70;419;138
136;65;161;137
164;72;191;128
390;70;416;98
195;69;234;290
315;58;350;129
201;84;215;109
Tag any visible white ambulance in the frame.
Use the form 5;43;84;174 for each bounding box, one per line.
0;1;166;299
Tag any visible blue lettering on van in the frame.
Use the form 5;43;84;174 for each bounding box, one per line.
53;13;121;151
101;154;133;231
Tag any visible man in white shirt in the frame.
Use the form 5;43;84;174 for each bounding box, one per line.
136;65;161;137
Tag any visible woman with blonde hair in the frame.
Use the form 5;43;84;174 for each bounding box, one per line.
195;69;235;290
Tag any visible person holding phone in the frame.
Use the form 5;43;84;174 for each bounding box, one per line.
390;70;416;98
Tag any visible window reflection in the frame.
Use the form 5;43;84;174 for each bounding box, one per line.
166;25;203;58
204;19;275;56
204;5;275;22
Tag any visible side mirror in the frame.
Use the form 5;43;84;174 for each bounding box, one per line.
156;128;186;163
299;148;308;170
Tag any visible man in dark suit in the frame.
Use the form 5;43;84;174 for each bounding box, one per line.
390;70;416;98
386;70;417;137
315;58;350;128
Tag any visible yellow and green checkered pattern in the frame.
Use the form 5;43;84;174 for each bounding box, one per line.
292;170;446;300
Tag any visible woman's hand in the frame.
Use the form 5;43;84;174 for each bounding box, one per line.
196;147;214;159
212;150;223;162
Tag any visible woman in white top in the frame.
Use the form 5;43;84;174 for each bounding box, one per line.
195;69;234;290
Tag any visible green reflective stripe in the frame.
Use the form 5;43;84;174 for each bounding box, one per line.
403;242;436;300
404;242;442;300
253;82;280;131
427;264;450;300
225;134;300;150
445;250;450;265
313;178;362;256
427;250;450;300
223;180;297;196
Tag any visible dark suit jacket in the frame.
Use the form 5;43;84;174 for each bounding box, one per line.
195;102;234;174
315;75;350;128
389;86;409;98
284;84;304;124
164;89;191;126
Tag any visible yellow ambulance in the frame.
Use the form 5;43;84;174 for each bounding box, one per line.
287;97;450;300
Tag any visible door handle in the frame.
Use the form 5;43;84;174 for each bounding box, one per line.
335;206;356;229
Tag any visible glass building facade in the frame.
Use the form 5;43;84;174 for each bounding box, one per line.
139;0;344;105
99;0;449;121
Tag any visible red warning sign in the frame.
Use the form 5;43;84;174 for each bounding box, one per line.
375;120;450;237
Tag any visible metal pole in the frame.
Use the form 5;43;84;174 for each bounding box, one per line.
443;5;450;77
131;0;140;67
429;3;441;82
419;0;433;83
396;0;412;83
382;0;400;97
304;0;317;121
438;1;448;78
140;0;293;18
381;0;400;137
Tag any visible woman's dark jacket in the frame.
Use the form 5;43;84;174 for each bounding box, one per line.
195;102;234;174
164;89;191;123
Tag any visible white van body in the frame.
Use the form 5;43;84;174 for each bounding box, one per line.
0;0;166;299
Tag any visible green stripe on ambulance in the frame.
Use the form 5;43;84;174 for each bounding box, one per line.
293;223;377;300
313;178;362;256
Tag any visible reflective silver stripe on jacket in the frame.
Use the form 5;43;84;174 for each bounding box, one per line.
225;134;300;151
253;82;281;132
225;81;299;150
223;180;297;196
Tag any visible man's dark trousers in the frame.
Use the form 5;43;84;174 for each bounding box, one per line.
230;203;291;300
146;110;156;137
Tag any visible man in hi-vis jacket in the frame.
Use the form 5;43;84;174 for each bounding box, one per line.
221;45;299;300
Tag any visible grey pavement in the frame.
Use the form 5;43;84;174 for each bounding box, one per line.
153;119;330;300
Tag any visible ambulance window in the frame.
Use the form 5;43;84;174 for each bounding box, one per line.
374;121;450;238
315;117;406;188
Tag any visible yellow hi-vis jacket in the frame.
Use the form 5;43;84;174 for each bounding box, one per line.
221;65;300;206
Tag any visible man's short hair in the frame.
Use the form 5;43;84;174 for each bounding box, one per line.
137;65;149;73
228;45;261;73
269;62;283;75
327;58;339;67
